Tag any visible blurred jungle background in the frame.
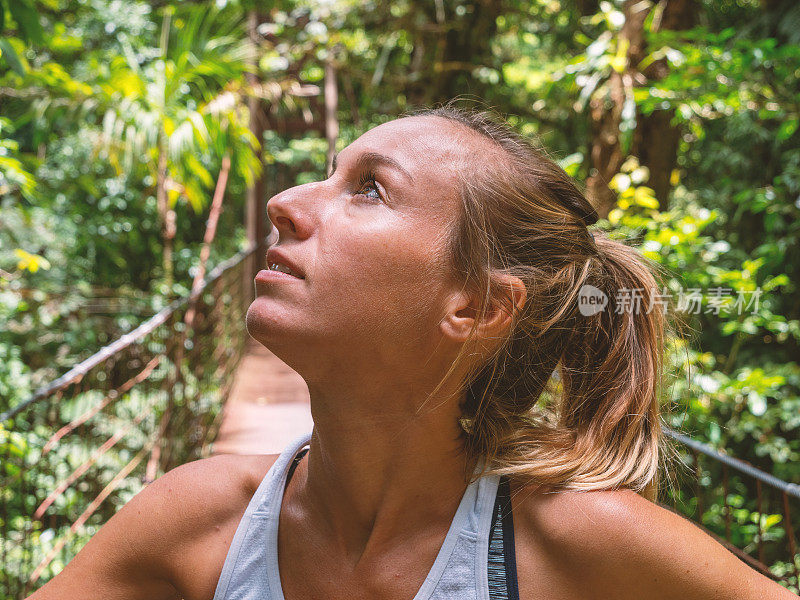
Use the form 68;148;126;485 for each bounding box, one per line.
1;0;799;595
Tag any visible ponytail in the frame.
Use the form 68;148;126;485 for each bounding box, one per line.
558;233;665;495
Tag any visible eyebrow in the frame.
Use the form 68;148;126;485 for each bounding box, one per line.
329;151;414;183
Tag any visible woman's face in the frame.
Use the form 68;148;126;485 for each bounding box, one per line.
246;115;477;381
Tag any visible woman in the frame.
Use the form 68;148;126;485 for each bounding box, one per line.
30;104;795;600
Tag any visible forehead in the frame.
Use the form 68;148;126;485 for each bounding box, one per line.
351;115;467;157
340;115;477;197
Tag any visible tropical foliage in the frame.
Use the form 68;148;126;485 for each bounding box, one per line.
1;0;798;593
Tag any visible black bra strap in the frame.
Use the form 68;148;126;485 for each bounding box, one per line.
285;446;309;488
489;482;502;534
497;475;520;600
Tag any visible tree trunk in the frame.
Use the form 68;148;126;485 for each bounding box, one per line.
324;57;339;175
586;74;626;218
633;109;682;208
404;0;503;107
586;0;648;218
632;0;697;209
245;9;269;281
586;0;695;216
185;155;231;330
156;134;174;293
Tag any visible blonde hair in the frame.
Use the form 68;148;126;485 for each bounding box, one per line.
409;102;670;500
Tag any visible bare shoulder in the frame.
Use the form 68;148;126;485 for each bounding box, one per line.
510;481;658;552
509;480;795;600
99;452;281;551
138;452;281;529
29;453;280;600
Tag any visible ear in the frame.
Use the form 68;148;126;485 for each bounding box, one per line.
440;273;527;346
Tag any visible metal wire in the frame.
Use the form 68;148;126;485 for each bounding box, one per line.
0;246;256;596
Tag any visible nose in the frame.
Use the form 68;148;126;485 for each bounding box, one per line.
266;183;318;241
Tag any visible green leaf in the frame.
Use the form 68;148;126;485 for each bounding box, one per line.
0;37;24;75
184;153;213;188
8;0;43;45
776;118;798;142
763;514;782;530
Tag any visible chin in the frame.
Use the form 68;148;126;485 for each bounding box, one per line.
245;298;285;346
245;297;285;332
245;298;309;359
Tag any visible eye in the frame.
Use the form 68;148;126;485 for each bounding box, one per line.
354;171;382;203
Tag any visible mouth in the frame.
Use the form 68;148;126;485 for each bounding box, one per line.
255;267;304;284
264;248;306;280
267;262;304;279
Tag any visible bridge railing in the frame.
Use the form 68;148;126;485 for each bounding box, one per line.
2;255;798;596
664;427;799;593
0;246;255;598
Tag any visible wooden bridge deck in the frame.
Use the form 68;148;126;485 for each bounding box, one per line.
212;338;313;455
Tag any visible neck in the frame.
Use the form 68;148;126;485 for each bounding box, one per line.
292;364;475;567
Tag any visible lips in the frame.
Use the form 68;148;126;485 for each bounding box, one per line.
265;248;305;279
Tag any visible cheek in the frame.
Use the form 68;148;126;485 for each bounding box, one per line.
313;219;452;333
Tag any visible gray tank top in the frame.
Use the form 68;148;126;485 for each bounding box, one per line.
213;430;504;600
